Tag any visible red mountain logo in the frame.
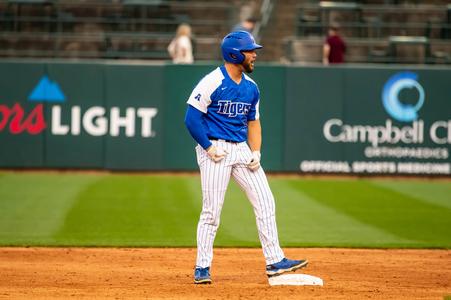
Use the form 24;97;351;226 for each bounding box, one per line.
0;75;63;135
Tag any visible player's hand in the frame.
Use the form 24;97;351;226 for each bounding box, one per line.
206;145;227;163
247;151;261;171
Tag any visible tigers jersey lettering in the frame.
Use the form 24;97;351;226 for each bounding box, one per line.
187;66;260;142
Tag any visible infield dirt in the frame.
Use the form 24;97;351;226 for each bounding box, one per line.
0;247;449;299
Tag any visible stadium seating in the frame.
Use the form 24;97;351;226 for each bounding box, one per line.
280;1;451;64
0;0;450;64
0;0;235;60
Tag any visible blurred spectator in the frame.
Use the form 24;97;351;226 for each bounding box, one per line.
323;26;346;65
232;17;257;33
168;23;194;64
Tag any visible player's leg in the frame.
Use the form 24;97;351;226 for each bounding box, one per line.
231;160;284;265
232;144;308;276
195;143;232;269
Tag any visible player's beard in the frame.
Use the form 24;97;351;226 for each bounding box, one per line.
242;60;254;73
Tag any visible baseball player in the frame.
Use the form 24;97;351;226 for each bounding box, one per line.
184;31;308;284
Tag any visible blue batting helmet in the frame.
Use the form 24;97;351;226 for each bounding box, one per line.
221;31;262;64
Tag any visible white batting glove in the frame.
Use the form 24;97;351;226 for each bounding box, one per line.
247;151;261;171
206;145;227;163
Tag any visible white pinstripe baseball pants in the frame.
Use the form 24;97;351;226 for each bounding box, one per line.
195;140;285;268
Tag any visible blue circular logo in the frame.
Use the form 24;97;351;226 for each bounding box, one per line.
382;72;425;122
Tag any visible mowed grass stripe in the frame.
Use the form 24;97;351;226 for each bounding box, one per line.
54;175;201;246
289;179;451;248
0;173;449;248
0;173;99;245
270;179;411;248
371;180;451;210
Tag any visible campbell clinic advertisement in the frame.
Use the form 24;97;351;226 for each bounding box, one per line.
285;67;451;175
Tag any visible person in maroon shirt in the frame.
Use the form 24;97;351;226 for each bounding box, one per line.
323;26;346;65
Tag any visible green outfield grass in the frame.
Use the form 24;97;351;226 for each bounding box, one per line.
0;172;450;248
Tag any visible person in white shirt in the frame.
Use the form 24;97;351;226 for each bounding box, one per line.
168;23;194;64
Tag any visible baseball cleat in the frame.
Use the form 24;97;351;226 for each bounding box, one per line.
266;258;308;277
194;266;212;284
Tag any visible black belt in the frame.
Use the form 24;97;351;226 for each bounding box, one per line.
209;137;239;143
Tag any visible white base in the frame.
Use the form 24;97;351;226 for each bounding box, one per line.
268;274;324;286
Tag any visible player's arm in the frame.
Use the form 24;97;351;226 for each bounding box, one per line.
184;105;226;162
247;119;262;171
184;105;212;150
185;77;214;150
185;76;227;162
247;119;261;152
246;89;262;170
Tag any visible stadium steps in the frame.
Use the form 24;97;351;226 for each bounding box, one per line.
258;0;299;62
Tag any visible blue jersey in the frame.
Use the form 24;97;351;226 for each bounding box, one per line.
187;65;260;142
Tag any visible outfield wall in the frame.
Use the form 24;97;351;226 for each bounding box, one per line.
0;60;449;175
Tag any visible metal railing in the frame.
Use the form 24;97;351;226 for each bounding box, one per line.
284;36;451;64
253;0;274;42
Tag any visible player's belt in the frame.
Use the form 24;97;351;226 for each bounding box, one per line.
209;137;238;144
